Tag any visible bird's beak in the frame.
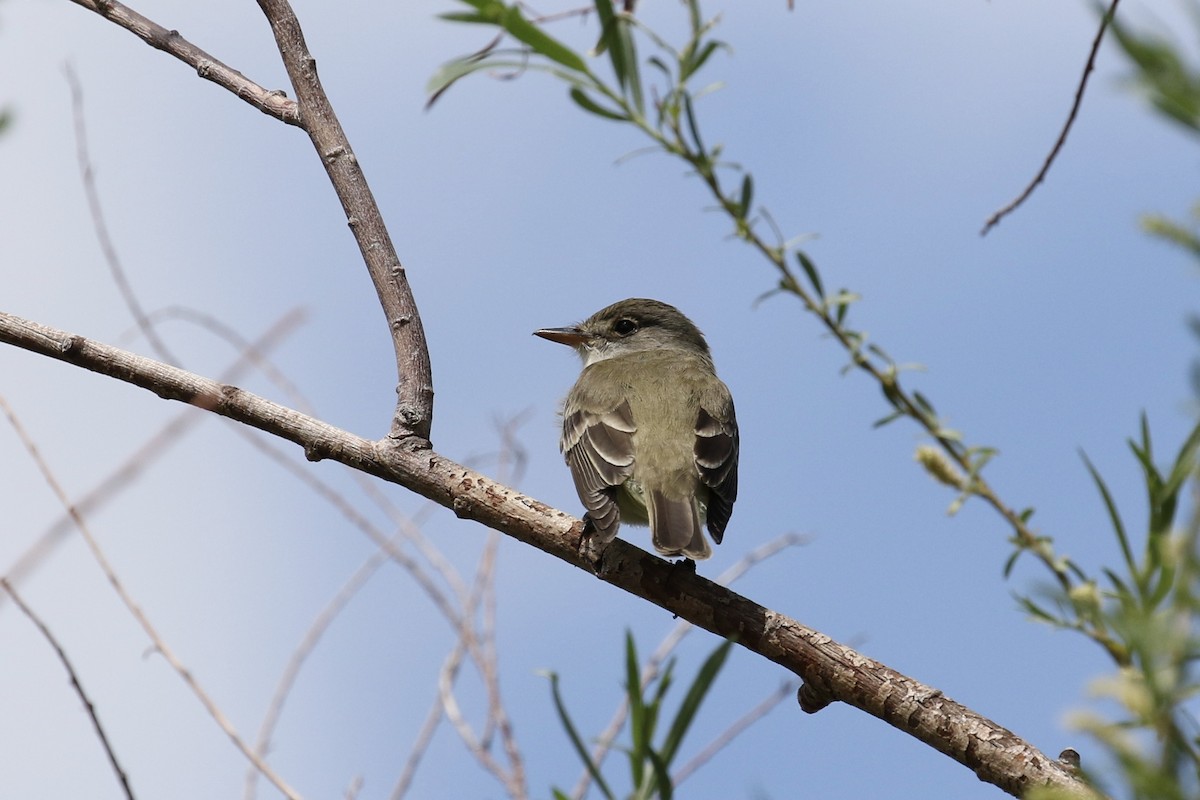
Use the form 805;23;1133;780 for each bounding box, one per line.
533;326;589;347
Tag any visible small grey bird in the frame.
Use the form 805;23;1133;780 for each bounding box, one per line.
534;298;739;560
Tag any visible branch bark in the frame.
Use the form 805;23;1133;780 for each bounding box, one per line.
255;0;434;444
0;309;1089;798
66;0;435;445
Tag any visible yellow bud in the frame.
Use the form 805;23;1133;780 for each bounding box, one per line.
915;445;965;490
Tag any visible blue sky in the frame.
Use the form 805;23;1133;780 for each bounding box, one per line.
2;1;1199;798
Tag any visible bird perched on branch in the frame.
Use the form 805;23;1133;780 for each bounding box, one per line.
535;298;738;560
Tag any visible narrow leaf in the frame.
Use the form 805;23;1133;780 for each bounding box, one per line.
501;7;588;72
1002;548;1023;578
647;748;674;800
625;631;648;787
737;173;754;218
795;250;824;300
569;87;630;121
545;672;617;800
1080;450;1137;580
660;638;734;765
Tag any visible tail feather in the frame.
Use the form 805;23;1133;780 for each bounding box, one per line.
647;491;711;560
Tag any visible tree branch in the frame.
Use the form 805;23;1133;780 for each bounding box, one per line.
65;0;300;125
980;0;1121;235
0;309;1089;798
1;577;136;800
254;0;434;445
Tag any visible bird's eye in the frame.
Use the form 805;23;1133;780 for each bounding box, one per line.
613;318;638;336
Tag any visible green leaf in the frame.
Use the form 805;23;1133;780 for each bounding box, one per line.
646;748;674;800
1146;559;1177;610
872;410;904;429
438;11;497;23
1002;548;1023;578
682;92;705;154
569;87;630;121
625;631;648;788
680;39;724;83
1016;594;1061;625
660;638;734;765
795;251;824;300
1102;567;1132;599
500;6;588;73
544;671;617;800
911;391;937;419
736;173;754;218
1081;450;1137;582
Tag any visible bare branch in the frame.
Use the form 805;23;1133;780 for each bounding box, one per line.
0;309;1088;798
244;537;396;800
254;0;434;444
672;679;798;786
0;389;303;800
64;0;300;124
66;64;181;367
981;0;1121;235
1;577;136;800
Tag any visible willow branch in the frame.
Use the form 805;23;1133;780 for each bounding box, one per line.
0;388;302;800
0;309;1088;799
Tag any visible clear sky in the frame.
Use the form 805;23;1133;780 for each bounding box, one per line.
2;1;1198;798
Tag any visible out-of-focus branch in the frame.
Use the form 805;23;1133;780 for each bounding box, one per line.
1;309;306;595
64;0;299;124
66;64;180;367
1;577;136;800
672;679;797;786
254;0;433;445
0;390;302;800
0;309;1088;798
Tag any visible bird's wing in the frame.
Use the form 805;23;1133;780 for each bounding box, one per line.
694;400;739;544
562;399;636;541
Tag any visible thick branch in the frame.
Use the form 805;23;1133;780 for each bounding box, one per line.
255;0;434;445
66;0;300;124
0;310;1089;799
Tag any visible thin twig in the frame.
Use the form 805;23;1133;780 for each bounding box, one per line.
980;0;1121;235
65;0;299;123
388;687;447;800
1;578;136;800
66;64;180;366
243;537;397;800
671;680;797;786
0;391;303;800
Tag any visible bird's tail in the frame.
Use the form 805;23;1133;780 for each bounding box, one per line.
647;491;711;560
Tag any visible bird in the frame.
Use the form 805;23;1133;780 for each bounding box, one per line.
534;298;738;560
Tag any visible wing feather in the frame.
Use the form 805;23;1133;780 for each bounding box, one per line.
562;399;636;541
694;402;739;544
